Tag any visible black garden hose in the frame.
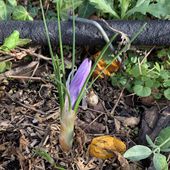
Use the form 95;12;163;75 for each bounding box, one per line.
0;20;170;46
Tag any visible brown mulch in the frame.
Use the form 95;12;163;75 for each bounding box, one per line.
0;47;170;170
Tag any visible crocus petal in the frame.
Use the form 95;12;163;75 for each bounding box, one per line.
69;58;92;108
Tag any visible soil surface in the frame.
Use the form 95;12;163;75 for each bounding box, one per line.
0;46;169;170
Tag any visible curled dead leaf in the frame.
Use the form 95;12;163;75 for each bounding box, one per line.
115;116;140;127
89;135;126;159
93;52;120;78
86;89;99;107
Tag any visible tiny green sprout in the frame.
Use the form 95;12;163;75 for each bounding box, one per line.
34;148;65;170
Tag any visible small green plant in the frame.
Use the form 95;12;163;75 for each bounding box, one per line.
0;30;31;51
111;52;170;100
0;30;31;73
0;0;33;20
124;126;170;170
77;0;170;19
34;148;65;170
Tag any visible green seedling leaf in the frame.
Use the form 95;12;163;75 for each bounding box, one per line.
7;0;17;6
131;64;148;78
160;70;170;80
34;148;55;165
143;77;153;88
146;135;157;148
0;30;30;51
133;84;151;97
0;1;7;20
0;30;19;51
119;0;131;18
161;148;170;152
164;88;170;100
155;126;170;151
163;80;170;87
0;61;12;73
126;0;150;17
89;0;119;18
12;5;33;20
147;0;170;19
16;39;31;46
34;148;65;170
53;0;83;19
78;0;96;18
153;153;168;170
124;145;152;161
0;62;7;73
127;0;170;19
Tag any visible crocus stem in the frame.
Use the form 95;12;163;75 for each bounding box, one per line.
59;110;76;152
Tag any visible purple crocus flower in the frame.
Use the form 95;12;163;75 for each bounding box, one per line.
68;58;92;108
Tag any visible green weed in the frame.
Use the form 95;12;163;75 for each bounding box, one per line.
124;126;170;170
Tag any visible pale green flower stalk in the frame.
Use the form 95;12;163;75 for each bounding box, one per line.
59;59;92;151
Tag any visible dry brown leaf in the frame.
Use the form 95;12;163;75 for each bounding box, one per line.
114;118;121;133
86;89;99;107
75;157;97;170
115;116;140;127
19;134;29;151
114;151;130;170
89;136;126;159
93;52;120;78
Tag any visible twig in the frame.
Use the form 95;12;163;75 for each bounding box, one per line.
6;75;42;80
110;87;125;116
140;46;155;65
0;61;38;81
18;47;52;61
82;112;104;131
102;19;129;64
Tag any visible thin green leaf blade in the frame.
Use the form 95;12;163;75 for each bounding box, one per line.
146;135;157;148
124;145;152;161
34;148;55;165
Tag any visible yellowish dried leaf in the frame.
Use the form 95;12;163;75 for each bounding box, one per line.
93;52;120;78
89;135;126;159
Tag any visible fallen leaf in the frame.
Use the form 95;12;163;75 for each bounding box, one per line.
86;89;99;107
114;151;130;170
75;157;97;170
114;118;121;133
89;135;126;159
114;116;140;127
93;52;120;78
19;133;29;151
